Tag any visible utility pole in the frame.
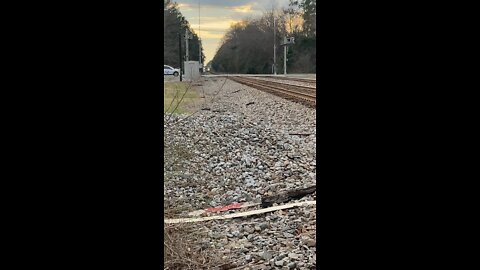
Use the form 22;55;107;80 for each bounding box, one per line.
284;43;287;75
199;39;202;73
281;37;294;75
273;15;276;75
199;0;202;71
185;29;189;61
178;33;182;81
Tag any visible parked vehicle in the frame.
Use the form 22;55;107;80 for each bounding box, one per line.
164;65;180;76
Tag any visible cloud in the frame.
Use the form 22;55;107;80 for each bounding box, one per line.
176;3;192;9
227;4;253;13
175;0;291;10
173;0;293;63
190;18;241;31
199;32;225;39
174;0;253;8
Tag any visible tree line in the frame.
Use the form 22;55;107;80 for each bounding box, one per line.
164;0;205;68
211;0;316;74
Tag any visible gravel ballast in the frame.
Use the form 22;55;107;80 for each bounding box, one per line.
164;77;316;269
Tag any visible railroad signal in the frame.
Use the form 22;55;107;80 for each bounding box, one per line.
281;37;294;75
281;37;295;46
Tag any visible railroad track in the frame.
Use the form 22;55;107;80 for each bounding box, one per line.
249;76;316;89
229;76;316;108
261;75;316;84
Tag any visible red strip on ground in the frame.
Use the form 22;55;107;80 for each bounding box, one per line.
205;202;243;213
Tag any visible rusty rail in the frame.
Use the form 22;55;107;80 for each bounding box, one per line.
229;76;316;108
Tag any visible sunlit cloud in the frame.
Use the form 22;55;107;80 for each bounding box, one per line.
199;31;225;39
174;0;293;63
191;19;241;31
177;3;192;9
175;0;253;7
228;4;253;13
175;0;291;8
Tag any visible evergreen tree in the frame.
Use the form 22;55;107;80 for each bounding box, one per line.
163;0;205;67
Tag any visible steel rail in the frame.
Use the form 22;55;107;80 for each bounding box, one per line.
229;76;316;108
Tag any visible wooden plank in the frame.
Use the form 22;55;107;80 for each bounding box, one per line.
187;202;260;217
165;200;316;224
261;185;316;207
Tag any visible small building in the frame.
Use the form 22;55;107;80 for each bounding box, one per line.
183;61;200;81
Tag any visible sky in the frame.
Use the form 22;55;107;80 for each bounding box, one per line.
175;0;290;64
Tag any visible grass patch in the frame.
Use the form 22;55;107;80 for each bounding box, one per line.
164;82;200;114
